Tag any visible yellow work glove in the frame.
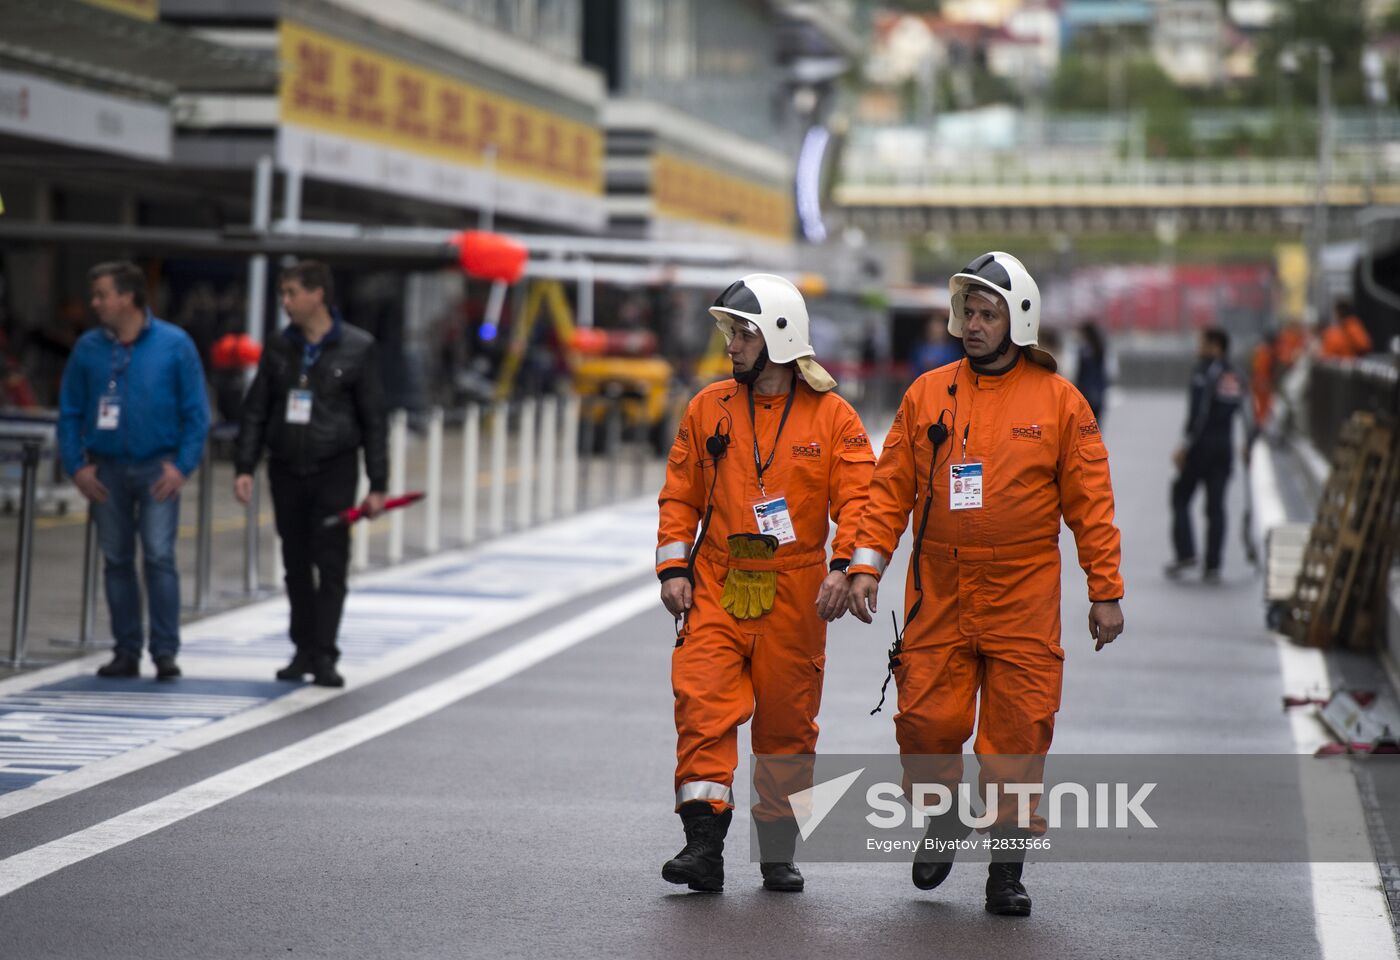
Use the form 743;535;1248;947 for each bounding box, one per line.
720;534;779;620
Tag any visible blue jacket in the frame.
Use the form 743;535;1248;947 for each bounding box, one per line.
58;314;210;477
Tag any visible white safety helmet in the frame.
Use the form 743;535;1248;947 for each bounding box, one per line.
948;251;1056;371
709;273;836;391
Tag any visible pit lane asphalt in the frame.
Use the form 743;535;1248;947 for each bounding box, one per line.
0;392;1371;960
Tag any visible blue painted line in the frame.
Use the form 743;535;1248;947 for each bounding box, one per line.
37;676;293;699
0;774;45;792
354;586;528;599
0;510;657;800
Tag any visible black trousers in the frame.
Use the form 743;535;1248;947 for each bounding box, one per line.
268;454;359;662
1170;452;1231;571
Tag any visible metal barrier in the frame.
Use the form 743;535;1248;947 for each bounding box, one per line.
1306;357;1400;457
388;408;408;564
50;511;99;650
195;438;215;610
6;387;653;676
5;441;46;668
424;406;444;553
515;397;537;530
489;400;508;536
460;402;481;545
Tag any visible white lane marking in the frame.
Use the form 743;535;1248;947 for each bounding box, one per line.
1277;639;1400;959
0;585;658;899
1249;437;1289;542
0;557;651;821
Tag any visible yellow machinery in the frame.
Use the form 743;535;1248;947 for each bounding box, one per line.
495;278;677;451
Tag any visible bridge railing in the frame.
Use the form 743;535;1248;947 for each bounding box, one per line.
839;154;1396;190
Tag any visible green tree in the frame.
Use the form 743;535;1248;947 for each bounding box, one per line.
1250;0;1370;108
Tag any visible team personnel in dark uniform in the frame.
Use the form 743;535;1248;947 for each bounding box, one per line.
234;261;387;687
1166;327;1243;583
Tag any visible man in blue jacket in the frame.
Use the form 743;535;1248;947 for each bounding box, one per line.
58;261;209;680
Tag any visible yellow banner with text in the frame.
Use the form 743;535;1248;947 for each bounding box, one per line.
652;152;793;242
278;21;602;197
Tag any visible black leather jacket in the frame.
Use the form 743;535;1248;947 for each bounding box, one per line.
234;318;388;490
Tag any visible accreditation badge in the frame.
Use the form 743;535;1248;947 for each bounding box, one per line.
286;389;314;424
949;462;984;510
751;494;797;545
97;395;121;431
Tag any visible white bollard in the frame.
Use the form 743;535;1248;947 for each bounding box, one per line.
272;532;284;589
425;406;443;553
388;408;407;564
537;395;557;522
460;402;480;544
490;400;508;536
561;392;581;516
352;469;370;571
516;396;536;530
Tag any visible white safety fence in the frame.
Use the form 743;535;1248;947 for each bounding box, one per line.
2;393;667;669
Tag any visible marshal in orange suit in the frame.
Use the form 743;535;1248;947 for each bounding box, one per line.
655;274;874;895
848;252;1125;918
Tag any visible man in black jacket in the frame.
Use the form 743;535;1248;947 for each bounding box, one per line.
1166;326;1244;583
234;261;387;687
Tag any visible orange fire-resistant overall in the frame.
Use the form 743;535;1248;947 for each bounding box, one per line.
848;355;1123;833
657;377;874;818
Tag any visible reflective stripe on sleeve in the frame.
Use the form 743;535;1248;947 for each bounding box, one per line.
656;541;692;566
850;547;889;576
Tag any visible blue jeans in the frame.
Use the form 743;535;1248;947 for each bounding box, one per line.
92;459;182;658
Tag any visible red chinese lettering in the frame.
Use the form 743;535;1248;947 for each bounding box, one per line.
512;111;534;163
436;88;467;148
348;58;385;126
394;73;428;140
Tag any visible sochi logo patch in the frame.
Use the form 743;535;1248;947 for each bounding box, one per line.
792;441;823;460
842;434;870;449
1010;423;1043;442
1079;421;1101;439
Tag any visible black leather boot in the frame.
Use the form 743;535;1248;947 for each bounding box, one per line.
276;651;315;682
662;803;732;892
755;818;804;891
985;861;1032;916
311;655;345;688
759;861;804;892
912;812;971;891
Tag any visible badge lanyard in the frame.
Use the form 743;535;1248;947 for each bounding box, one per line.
97;340;133;430
299;338;325;387
746;374;797;497
286;336;325;425
107;338;133;395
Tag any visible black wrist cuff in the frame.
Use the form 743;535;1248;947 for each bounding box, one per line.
659;567;693;584
829;558;850;573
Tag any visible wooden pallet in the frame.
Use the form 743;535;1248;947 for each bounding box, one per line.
1282;412;1400;650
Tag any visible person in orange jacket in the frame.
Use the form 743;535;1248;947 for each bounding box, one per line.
847;252;1125;918
656;273;876;894
1319;299;1373;359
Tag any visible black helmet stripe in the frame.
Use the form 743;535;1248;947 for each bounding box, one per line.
963;253;1011;291
713;280;762;315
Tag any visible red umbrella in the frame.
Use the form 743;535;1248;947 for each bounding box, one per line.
322;491;425;528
